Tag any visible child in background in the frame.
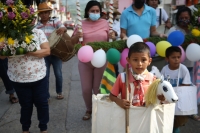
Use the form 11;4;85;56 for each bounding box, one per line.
161;46;191;133
109;42;155;108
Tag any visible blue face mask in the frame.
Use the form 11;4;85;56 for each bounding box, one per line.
89;13;100;21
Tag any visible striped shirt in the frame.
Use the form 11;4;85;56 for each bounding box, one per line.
36;18;65;38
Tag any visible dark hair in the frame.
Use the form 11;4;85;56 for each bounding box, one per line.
165;46;182;58
84;0;102;18
146;0;160;5
128;42;151;58
176;7;192;25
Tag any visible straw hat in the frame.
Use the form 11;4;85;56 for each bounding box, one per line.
113;9;121;15
37;2;52;12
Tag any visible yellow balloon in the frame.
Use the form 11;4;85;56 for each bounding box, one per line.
156;41;172;57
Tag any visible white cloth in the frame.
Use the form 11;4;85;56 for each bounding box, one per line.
161;64;191;87
156;7;169;28
130;68;146;81
92;94;175;133
113;19;121;40
7;28;48;83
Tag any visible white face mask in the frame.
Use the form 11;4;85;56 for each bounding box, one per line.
89;13;100;21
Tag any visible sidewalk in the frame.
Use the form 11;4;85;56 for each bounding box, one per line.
0;57;200;133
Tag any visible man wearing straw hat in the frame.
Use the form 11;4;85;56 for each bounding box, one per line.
36;2;67;100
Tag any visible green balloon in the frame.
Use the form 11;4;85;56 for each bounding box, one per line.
106;48;121;64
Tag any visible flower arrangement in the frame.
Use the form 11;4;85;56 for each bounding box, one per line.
189;6;200;37
0;0;37;56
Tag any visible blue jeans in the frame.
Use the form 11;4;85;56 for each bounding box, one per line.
0;58;15;94
45;55;63;97
12;77;49;131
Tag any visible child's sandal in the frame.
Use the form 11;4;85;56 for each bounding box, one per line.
82;111;92;120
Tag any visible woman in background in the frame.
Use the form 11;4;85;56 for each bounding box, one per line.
71;0;116;120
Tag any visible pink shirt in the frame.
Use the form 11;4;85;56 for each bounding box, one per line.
73;19;109;44
111;71;155;106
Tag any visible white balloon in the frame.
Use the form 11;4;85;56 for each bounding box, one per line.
186;43;200;62
91;49;106;68
127;34;143;48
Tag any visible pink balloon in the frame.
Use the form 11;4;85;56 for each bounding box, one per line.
120;48;129;68
78;45;94;63
178;46;186;63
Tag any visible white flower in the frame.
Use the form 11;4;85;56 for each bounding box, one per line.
12;39;19;48
11;49;16;55
21;42;27;48
14;43;20;48
3;46;8;51
3;26;6;29
8;45;14;49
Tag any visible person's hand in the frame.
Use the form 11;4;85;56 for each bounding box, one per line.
0;56;7;59
159;34;167;38
56;27;66;35
109;30;116;40
123;36;128;40
76;31;83;38
165;22;172;29
157;94;165;102
118;99;131;109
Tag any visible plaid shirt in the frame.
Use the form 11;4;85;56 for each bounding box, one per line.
35;18;65;38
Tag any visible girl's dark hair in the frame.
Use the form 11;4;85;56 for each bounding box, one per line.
146;0;160;5
165;46;182;58
176;7;192;25
84;0;102;18
128;42;151;58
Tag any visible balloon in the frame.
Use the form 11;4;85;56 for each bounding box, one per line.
91;49;106;68
77;45;94;63
120;48;129;68
106;48;121;64
156;41;172;57
145;42;156;57
178;46;186;63
186;43;200;61
127;34;143;48
167;31;185;46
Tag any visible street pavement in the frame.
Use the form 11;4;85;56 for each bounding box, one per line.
0;29;200;133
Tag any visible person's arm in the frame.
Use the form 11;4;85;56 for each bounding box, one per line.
55;19;67;35
120;11;128;40
120;28;128;40
165;18;172;29
56;27;67;35
109;93;130;109
108;30;117;41
26;42;50;58
162;9;172;29
0;56;7;59
71;26;83;45
150;26;167;37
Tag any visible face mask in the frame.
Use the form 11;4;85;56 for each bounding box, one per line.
89;13;100;21
134;0;145;9
178;19;190;26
